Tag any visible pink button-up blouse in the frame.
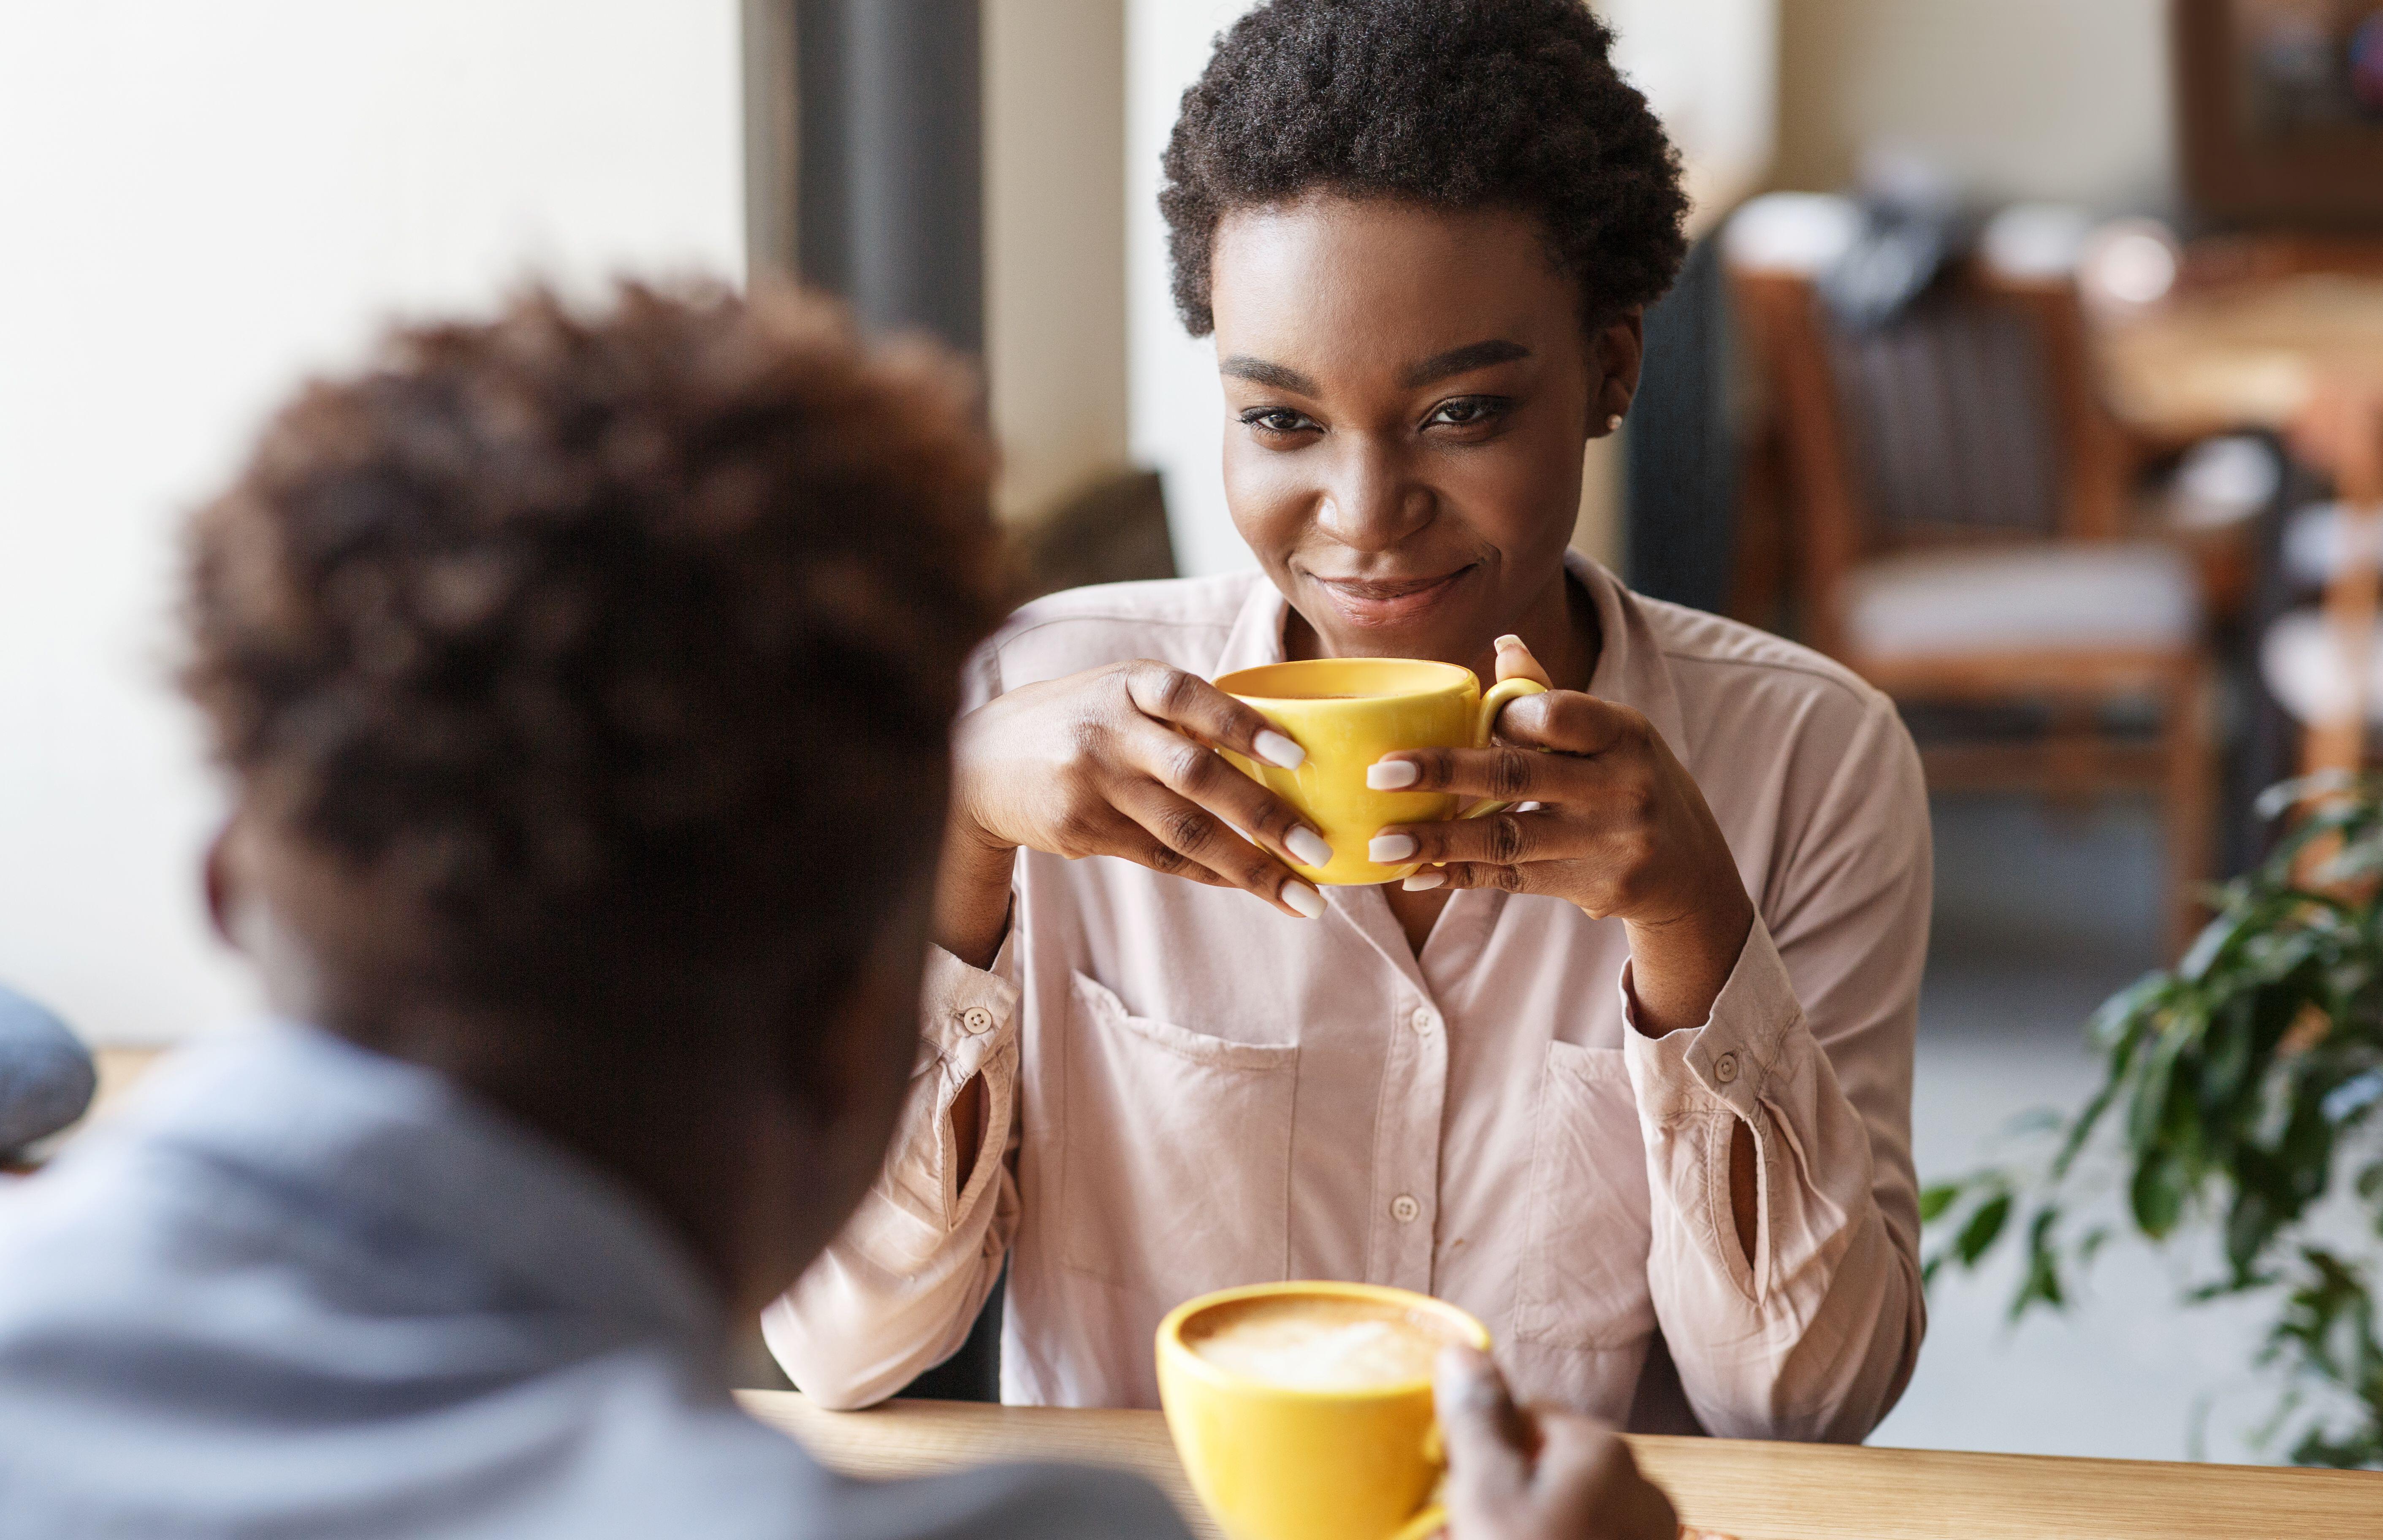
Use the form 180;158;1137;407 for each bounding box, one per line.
766;555;1929;1441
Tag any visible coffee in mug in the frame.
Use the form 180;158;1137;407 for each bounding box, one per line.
1183;1293;1459;1392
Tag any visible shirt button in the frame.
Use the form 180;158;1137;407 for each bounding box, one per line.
1411;1006;1435;1034
1713;1051;1740;1085
959;1006;995;1036
1390;1194;1421;1224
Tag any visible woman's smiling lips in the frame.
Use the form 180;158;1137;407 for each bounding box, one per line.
1303;565;1477;626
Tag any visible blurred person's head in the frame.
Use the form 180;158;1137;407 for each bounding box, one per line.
1160;0;1686;669
182;282;1001;1315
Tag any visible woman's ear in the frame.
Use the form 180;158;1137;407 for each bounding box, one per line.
1589;308;1646;433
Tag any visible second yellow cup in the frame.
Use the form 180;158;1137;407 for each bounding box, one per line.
1156;1281;1490;1540
1216;658;1548;885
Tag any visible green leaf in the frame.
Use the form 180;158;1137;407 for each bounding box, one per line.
2226;1188;2280;1281
2010;1208;2067;1320
2131;1156;2188;1238
2127;1020;2194;1163
2052;1081;2118;1180
1954;1191;2012;1266
2180;905;2254;981
1918;1182;1962;1224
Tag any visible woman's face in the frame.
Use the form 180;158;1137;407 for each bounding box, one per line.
1209;194;1639;667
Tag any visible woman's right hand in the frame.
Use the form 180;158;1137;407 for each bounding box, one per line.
933;660;1335;966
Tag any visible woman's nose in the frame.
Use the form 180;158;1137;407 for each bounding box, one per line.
1311;439;1429;552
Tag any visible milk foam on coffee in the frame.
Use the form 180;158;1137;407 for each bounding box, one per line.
1185;1296;1452;1391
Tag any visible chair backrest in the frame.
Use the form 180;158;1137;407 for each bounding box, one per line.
1821;290;2067;543
1725;194;2131;656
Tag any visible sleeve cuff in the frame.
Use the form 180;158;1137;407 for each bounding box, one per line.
865;944;1021;1239
919;942;1022;1077
1619;912;1801;1125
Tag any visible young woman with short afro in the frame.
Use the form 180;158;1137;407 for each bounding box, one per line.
772;0;1929;1449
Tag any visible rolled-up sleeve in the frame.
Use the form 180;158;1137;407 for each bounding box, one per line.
1621;688;1929;1442
762;945;1023;1409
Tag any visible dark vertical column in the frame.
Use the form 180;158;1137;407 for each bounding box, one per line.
1624;235;1738;612
793;0;983;352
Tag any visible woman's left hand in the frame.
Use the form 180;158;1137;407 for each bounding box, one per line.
1371;636;1754;1035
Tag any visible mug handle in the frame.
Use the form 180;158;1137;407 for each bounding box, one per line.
1388;1417;1455;1540
1454;676;1550;821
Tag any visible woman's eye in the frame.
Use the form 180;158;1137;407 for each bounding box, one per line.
1425;396;1511;429
1240;408;1317;436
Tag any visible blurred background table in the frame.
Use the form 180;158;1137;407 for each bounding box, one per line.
2094;252;2383;448
743;1392;2382;1540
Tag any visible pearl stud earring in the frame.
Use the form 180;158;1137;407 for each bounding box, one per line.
1605;413;1624;433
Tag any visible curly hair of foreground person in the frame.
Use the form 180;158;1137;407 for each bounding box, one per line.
180;281;1003;1022
1160;0;1689;336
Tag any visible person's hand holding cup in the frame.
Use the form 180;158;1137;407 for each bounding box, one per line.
934;660;1351;968
1434;1344;1680;1540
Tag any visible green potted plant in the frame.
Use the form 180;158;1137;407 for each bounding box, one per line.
1925;777;2383;1468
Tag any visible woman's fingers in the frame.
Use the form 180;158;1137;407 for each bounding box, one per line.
1367;740;1566;803
1491;632;1555;689
1411;860;1563;896
1109;779;1323;918
1495;688;1648;756
1122;659;1306;770
1117;713;1335;871
1373;808;1569;871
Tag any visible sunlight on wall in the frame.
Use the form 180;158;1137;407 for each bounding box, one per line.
0;1;743;1044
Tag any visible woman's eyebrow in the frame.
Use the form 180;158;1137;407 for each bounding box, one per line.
1400;339;1530;389
1218;356;1319;395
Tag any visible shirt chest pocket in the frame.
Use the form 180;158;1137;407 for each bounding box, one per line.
1057;971;1299;1296
1513;1041;1657;1350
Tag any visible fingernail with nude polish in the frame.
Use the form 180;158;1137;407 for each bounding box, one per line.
1366;759;1419;790
1285;827;1334;868
1369;833;1419;863
1401;870;1446;892
1254;730;1305;769
1495;634;1525;651
1282;882;1326;919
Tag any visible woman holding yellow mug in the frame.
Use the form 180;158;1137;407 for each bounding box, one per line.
769;0;1925;1452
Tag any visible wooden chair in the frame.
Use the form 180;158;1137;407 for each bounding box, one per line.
1724;194;2214;951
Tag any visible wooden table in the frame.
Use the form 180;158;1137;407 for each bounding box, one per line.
2096;272;2383;446
741;1392;2382;1540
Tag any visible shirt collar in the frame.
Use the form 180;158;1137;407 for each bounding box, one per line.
103;1018;723;1353
1204;552;1690;752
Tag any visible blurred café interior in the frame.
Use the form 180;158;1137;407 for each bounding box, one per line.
5;0;2383;1508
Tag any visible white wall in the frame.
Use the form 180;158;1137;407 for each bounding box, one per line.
985;0;1131;522
1602;0;1778;232
0;1;744;1045
1124;0;1259;580
1774;0;2174;212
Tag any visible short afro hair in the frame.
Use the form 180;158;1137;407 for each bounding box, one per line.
1160;0;1689;336
182;282;1003;1028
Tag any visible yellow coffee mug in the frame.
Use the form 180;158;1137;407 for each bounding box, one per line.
1216;659;1548;884
1156;1281;1487;1540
